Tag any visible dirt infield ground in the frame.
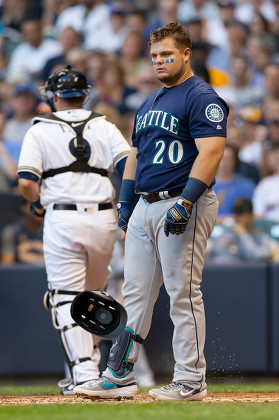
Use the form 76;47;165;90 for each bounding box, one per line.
1;393;279;405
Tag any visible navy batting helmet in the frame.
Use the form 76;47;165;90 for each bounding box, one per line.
70;291;127;339
40;65;91;100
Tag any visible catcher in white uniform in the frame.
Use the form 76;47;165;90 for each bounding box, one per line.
17;66;130;394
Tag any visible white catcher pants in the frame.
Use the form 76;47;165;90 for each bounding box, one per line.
122;189;218;387
43;204;117;384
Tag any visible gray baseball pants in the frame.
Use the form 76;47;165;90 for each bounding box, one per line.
120;188;219;388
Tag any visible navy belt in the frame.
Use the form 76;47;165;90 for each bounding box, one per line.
53;203;113;211
141;189;183;204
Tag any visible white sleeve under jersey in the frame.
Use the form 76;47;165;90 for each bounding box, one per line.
17;109;131;207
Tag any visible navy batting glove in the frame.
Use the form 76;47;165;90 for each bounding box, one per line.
117;202;134;233
164;197;193;237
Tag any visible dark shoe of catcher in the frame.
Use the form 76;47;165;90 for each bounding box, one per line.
149;382;207;401
73;376;138;399
58;378;75;395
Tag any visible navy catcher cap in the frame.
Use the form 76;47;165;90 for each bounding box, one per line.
70;291;127;339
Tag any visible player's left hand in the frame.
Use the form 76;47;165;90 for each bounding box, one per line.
164;197;193;237
117;202;134;233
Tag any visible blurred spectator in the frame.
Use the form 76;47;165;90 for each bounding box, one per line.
66;48;88;75
247;33;277;90
262;98;279;124
214;144;255;220
249;10;270;35
0;0;41;33
121;111;136;143
94;58;136;114
84;50;109;110
40;26;82;81
217;55;263;112
235;0;277;25
0;110;18;191
206;0;236;49
266;119;279;147
191;39;214;70
0;197;44;264
0;50;8;81
253;145;279;221
86;49;108;83
94;102;125;137
145;0;180;38
41;0;75;35
178;0;218;23
7;18;62;81
2;85;37;164
187;17;204;43
226;19;249;56
206;198;279;264
191;61;210;83
125;61;162;111
261;63;279;110
226;137;261;185
270;0;279;49
237;106;265;168
226;103;236;128
83;3;129;52
206;20;249;89
55;0;110;48
126;8;148;36
118;30;147;88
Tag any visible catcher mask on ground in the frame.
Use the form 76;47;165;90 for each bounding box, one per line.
70;291;127;339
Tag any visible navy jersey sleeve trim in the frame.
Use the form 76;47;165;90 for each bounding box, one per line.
17;171;40;182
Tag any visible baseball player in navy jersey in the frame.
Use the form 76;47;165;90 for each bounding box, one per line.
74;22;228;401
17;66;130;394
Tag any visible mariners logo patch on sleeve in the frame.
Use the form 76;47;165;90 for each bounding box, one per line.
205;104;224;122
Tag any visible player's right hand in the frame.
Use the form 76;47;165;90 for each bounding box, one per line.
29;202;46;218
117;202;133;232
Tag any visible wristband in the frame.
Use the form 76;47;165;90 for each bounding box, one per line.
180;177;208;204
118;179;136;203
31;198;43;209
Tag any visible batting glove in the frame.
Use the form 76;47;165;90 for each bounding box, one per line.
164;197;193;237
117;202;134;233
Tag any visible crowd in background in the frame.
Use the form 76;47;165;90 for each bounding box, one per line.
1;0;279;264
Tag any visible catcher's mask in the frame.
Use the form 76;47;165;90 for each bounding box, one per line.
39;65;91;101
70;291;127;339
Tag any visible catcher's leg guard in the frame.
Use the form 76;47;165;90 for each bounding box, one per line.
44;289;100;385
108;327;143;379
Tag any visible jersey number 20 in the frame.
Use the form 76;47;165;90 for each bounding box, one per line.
153;140;183;164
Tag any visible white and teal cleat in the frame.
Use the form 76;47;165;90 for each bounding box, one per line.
73;376;138;399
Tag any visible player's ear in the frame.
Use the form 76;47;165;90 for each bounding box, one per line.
53;93;58;103
184;47;191;62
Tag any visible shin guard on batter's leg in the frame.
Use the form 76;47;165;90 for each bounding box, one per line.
106;327;143;381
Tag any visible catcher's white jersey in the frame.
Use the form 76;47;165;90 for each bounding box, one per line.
18;109;130;207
